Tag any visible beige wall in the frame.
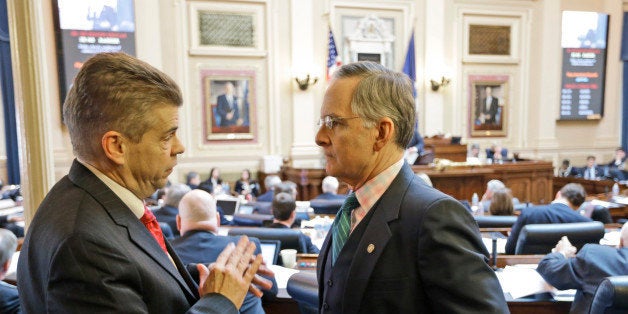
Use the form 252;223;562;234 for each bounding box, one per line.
6;0;625;218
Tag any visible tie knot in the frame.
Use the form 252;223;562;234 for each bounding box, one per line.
341;193;360;215
140;206;156;225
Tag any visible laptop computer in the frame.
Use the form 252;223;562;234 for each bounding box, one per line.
259;239;281;265
216;198;240;216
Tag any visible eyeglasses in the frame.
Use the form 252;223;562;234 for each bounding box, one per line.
317;115;360;130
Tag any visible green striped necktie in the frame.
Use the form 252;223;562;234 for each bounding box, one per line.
331;192;360;265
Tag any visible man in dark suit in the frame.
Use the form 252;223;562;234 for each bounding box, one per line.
256;175;281;202
536;223;628;313
312;176;346;201
268;192;320;254
315;62;507;313
580;155;603;180
17;53;269;313
216;82;240;127
505;183;592;254
0;228;19;313
154;183;191;237
477;86;499;125
171;189;277;314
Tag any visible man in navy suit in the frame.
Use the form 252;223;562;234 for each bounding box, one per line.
0;228;19;313
580;155;603;180
18;53;268;313
315;62;507;313
216;82;239;127
536;223;628;313
172;189;277;314
256;175;281;202
154;183;191;237
268;192;320;254
505;183;592;254
312;176;346;201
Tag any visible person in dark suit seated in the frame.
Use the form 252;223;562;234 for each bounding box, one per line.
312;176;346;201
234;169;260;200
185;171;201;190
17;53;268;312
315;62;507;312
268;192;319;254
480;179;519;214
505;183;592;254
200;167;223;195
171;189;277;314
486;144;508;163
606;147;627;181
0;228;19;313
579;155;603;180
536;223;628;313
153;183;191;237
256;175;281;202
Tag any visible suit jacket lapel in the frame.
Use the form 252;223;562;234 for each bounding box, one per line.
342;164;415;313
68;160;197;300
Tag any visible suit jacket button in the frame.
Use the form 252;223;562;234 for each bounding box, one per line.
323;303;329;310
327;279;333;287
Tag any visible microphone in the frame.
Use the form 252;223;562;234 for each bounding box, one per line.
492;236;498;270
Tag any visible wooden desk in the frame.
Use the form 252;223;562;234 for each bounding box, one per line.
553;176;617;196
423;137;467;162
413;160;555;204
281;160;554;202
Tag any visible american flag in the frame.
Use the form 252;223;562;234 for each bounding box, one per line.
327;29;341;81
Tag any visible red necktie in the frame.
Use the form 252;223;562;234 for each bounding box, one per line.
140;206;168;254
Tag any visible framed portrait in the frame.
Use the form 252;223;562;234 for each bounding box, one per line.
188;1;266;57
462;14;520;64
468;75;509;137
202;69;256;142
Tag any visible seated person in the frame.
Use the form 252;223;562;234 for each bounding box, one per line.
185;171;201;190
480;179;519;214
312;176;346;201
268;192;319;254
256;175;282;202
234;169;260;199
579;155;603;180
199;167;223;195
486;144;508;162
606;147;627;181
607;147;626;169
488;188;514;216
556;159;577;177
0;228;19;313
171;189;277;313
536;223;628;314
153;183;191;237
505;183;591;254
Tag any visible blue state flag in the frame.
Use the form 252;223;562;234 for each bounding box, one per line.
402;31;416;97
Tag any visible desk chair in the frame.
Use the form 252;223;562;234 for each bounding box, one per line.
287;271;318;314
589;276;628;314
475;215;517;228
227;227;307;253
514;221;605;255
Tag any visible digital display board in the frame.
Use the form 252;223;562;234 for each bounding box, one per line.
559;11;609;120
53;0;136;103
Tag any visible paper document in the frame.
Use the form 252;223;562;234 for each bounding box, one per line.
482;237;506;254
496;265;553;299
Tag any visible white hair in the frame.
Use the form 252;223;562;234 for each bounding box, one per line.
321;176;339;193
487;180;506;192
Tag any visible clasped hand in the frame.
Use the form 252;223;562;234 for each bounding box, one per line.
196;236;274;308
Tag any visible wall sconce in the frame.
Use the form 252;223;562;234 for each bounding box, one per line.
430;76;451;92
294;74;319;91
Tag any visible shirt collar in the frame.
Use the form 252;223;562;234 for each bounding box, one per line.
79;160;146;219
354;158;404;211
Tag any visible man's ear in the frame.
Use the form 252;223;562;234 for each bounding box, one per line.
373;117;394;151
102;131;126;165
